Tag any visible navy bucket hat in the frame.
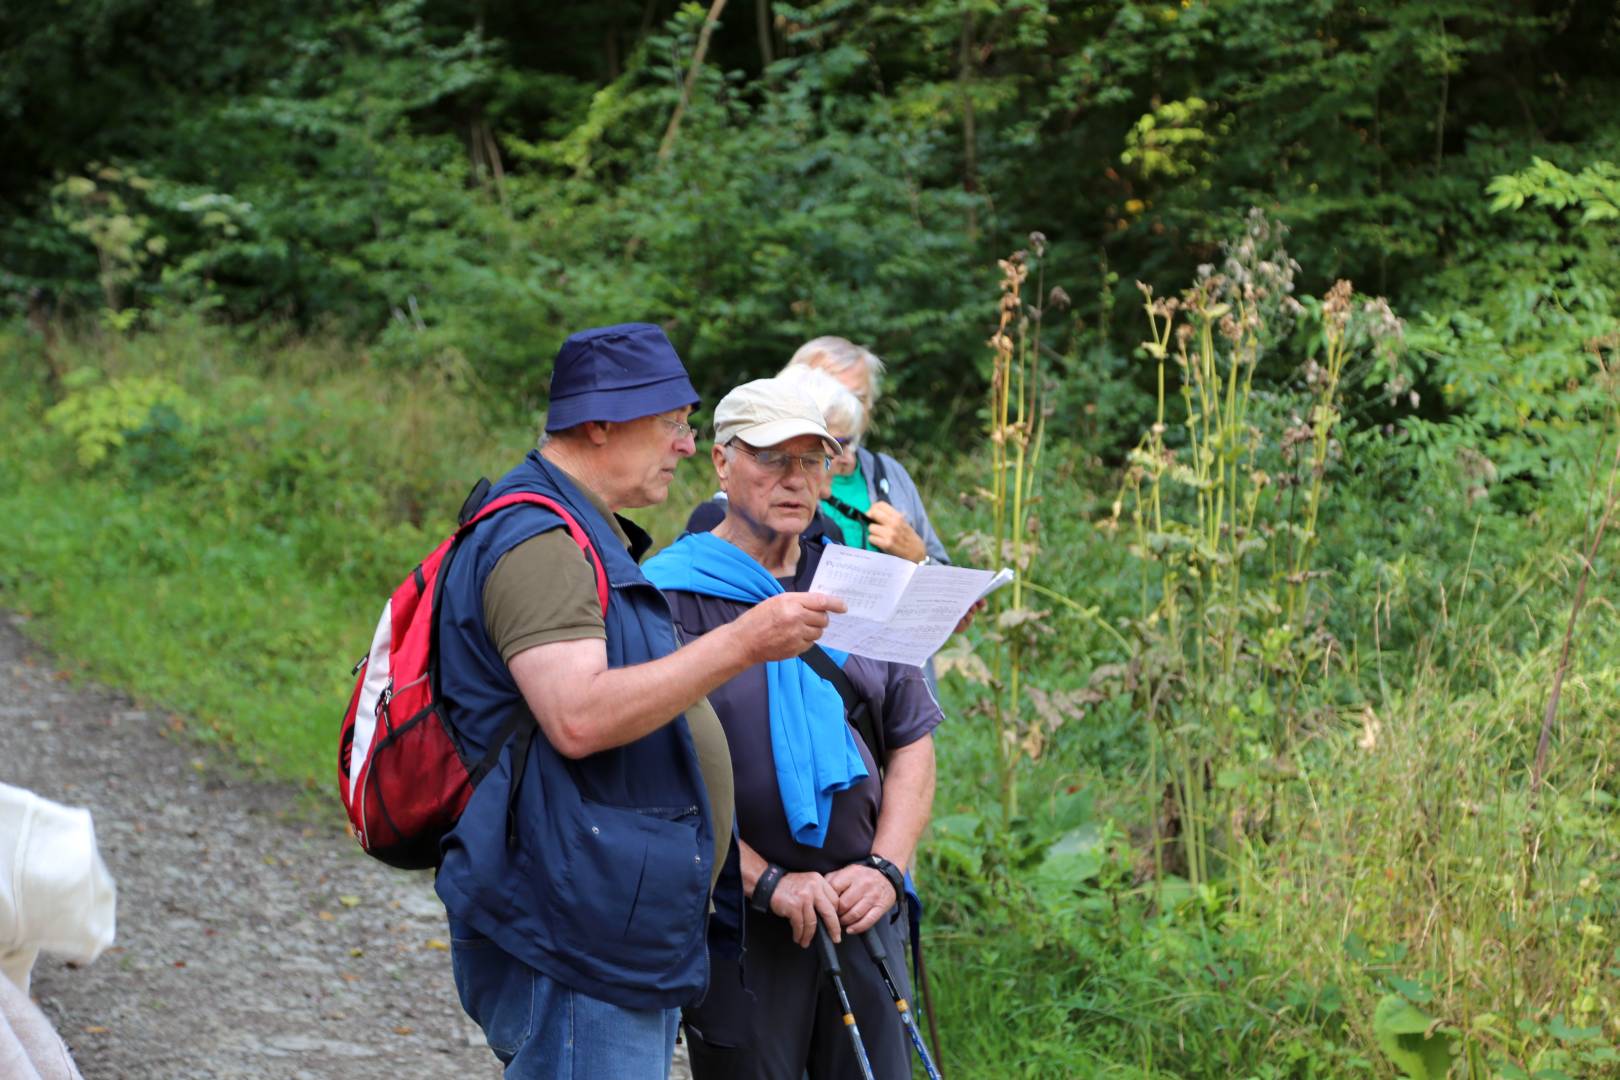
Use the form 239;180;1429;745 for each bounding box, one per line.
544;323;700;433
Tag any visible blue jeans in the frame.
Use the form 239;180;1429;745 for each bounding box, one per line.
450;917;680;1079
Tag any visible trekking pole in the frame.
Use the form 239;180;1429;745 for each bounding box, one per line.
814;925;876;1080
861;928;944;1080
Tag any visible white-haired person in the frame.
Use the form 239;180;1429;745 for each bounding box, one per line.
783;336;949;566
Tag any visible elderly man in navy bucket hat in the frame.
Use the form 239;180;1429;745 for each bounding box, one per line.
433;323;848;1079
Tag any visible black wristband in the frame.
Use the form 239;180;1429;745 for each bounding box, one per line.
750;863;785;914
862;854;904;905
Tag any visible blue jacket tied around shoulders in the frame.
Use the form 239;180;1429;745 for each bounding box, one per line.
642;531;868;849
433;451;720;1011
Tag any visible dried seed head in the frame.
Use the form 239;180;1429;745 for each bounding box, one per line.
1028;231;1047;257
1323;279;1353;332
1048;285;1071;311
1280;421;1313;463
1360;297;1404;343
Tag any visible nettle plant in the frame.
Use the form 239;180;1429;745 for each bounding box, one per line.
1106;211;1404;887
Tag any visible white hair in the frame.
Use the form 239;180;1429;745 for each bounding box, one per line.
785;336;885;404
775;365;864;436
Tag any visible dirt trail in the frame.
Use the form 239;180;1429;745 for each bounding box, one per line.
2;613;504;1078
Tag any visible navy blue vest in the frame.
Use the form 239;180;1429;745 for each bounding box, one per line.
433;451;715;1010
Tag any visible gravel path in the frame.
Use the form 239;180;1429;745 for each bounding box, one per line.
2;613;692;1079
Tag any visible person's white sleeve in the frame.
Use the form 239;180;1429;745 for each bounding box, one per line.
0;783;117;993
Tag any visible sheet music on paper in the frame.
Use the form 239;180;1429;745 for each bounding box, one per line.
806;544;1014;666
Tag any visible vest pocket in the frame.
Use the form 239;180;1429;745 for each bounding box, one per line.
549;799;706;975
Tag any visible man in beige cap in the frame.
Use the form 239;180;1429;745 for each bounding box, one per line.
645;378;940;1080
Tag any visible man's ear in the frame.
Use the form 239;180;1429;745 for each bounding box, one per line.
582;420;612;447
711;443;729;490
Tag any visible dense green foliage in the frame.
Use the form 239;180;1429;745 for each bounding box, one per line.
5;0;1617;441
5;1;1620;1076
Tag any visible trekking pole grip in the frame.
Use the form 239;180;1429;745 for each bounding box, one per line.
815;923;842;976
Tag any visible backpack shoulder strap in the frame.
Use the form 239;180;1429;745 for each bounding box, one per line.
428;482;610;788
458;488;608;615
865;449;891;500
801;645;886;773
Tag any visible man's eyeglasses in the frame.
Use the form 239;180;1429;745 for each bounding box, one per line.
728;441;832;476
657;414;697;440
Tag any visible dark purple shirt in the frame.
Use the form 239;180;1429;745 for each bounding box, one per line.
661;538;943;873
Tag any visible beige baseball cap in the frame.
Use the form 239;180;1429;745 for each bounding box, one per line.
712;377;840;452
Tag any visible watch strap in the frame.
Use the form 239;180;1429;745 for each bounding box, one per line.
751;863;786;914
863;854;904;905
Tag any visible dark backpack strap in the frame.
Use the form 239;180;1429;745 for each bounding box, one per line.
801;645;886;774
457;477;492;526
504;720;538;850
866;450;891;500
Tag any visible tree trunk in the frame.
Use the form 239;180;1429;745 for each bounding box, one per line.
658;0;731;163
959;9;980;241
756;0;774;68
26;288;64;398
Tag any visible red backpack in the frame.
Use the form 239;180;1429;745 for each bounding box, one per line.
338;483;607;869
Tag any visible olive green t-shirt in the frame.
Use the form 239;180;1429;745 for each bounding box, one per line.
480;467;733;886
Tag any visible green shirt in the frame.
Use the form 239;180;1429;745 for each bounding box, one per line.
824;465;873;549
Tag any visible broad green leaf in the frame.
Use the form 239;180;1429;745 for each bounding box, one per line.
1389;976;1434;1004
1373;994;1453;1080
1544;1015;1600;1043
1030;824;1104;897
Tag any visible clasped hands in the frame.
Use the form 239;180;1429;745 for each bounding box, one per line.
768;862;899;948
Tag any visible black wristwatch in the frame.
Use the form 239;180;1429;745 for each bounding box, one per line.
751;863;786;914
862;854;905;905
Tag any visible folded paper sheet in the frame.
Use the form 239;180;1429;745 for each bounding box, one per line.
806;544;1013;666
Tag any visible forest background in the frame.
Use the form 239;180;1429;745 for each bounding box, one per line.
2;1;1619;1076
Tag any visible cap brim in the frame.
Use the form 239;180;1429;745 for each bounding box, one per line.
726;417;840;455
545;374;700;432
